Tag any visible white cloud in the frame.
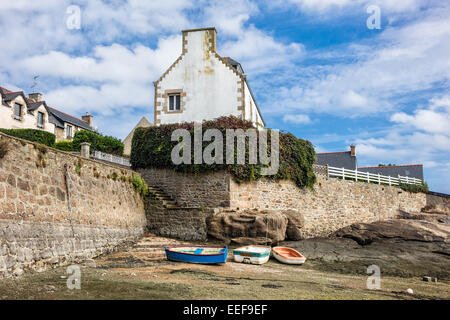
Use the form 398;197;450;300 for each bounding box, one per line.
262;5;450;116
282;114;312;124
279;0;425;14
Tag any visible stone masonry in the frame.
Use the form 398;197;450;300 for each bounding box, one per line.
0;132;147;278
140;167;427;239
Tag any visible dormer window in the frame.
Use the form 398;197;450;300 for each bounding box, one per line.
14;103;22;120
37;112;44;128
168;93;181;111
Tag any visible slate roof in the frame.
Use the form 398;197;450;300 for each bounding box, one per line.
358;164;423;180
47;106;94;131
225;57;244;74
1;85;94;132
315;151;357;170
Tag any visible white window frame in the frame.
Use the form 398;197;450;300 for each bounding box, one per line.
168;93;181;111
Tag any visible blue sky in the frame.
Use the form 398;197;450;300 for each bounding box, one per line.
0;0;449;193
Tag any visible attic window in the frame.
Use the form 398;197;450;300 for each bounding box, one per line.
37;112;44;128
168;94;181;111
14;103;22;120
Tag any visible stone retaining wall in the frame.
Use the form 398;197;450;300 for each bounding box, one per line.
138;168;230;208
0;132;147;278
140;168;427;239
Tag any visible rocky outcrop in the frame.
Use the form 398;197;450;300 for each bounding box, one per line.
334;219;450;245
207;210;288;244
282;210;305;240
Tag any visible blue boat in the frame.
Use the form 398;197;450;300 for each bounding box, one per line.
164;245;228;264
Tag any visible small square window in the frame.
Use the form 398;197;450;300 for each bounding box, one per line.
168;94;181;111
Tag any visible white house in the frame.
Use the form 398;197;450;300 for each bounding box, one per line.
153;27;265;127
1;86;94;141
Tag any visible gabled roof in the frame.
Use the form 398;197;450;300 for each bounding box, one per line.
123;116;152;143
47;106;94;131
315;151;357;170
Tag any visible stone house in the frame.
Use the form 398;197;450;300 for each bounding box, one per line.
123;116;152;156
0;86;94;141
153;27;265;127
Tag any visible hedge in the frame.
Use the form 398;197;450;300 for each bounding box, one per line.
53;140;74;152
72;130;124;156
130;116;316;189
0;128;55;147
398;182;429;193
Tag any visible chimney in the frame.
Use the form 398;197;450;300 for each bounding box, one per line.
350;144;356;157
181;27;217;55
82;112;93;127
29;93;43;102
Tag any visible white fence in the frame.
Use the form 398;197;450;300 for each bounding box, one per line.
91;150;131;167
327;165;423;186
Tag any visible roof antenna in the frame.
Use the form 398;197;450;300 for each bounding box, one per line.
30;75;40;92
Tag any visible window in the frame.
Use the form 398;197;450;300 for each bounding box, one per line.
14;103;22;120
66;125;73;138
168;94;181;111
37;112;44;128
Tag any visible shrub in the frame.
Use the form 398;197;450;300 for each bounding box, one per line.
53;140;74;151
398;182;429;193
0;128;55;147
72;130;124;156
130;116;316;189
131;173;148;197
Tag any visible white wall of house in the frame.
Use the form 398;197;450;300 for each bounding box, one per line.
154;28;264;127
0;94;55;134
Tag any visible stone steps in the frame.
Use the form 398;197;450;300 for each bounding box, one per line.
147;186;179;209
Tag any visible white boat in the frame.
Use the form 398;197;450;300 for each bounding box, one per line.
272;246;306;265
233;245;271;265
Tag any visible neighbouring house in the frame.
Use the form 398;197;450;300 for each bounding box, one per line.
315;145;357;170
358;164;424;180
0;86;94;141
153;27;265;128
123;116;152;156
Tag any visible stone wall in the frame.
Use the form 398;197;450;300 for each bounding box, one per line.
140;168;426;239
229;175;427;238
426;193;450;213
0;132;147;278
144;195;212;241
138;168;231;208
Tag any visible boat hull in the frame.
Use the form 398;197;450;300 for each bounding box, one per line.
272;247;306;265
233;245;271;265
164;245;228;264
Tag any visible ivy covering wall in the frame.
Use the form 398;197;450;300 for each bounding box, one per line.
130;116;316;189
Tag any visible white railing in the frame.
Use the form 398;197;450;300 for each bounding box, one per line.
92;150;131;167
326;165;423;186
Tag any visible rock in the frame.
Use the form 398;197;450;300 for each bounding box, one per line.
334;219;450;245
281;210;305;240
207;210;288;243
422;276;438;282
